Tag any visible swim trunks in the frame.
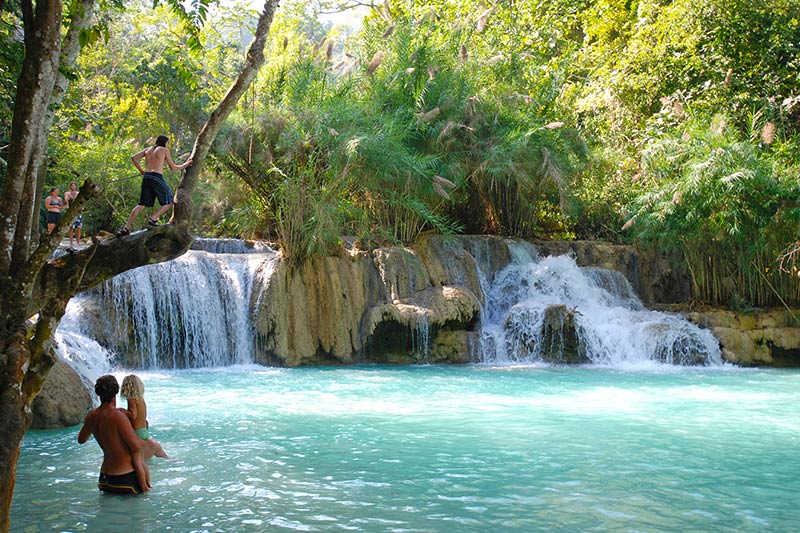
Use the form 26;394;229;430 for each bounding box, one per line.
45;211;61;224
72;215;83;228
135;427;150;440
98;471;143;495
138;172;173;207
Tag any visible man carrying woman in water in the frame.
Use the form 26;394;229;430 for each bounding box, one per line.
78;375;150;495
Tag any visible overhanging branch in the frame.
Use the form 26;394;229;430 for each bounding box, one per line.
29;225;194;318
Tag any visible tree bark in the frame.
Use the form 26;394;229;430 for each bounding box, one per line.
0;0;62;276
173;0;280;227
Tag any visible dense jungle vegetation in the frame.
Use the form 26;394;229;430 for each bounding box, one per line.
1;0;799;306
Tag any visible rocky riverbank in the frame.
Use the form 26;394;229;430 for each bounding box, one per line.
683;307;800;367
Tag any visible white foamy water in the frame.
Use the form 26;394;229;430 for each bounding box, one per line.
57;242;280;369
55;297;114;389
479;243;722;366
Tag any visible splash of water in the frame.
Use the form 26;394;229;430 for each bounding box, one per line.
479;242;722;366
54;296;114;388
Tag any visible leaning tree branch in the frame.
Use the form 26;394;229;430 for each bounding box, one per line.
173;0;280;227
16;180;98;286
29;224;194;319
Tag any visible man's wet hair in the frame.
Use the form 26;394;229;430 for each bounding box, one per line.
95;375;119;404
155;135;169;148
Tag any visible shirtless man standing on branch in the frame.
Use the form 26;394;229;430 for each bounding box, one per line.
78;375;151;495
118;134;192;236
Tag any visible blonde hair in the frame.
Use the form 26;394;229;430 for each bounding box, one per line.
120;374;145;400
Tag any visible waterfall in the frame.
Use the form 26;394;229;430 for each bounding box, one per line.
55;237;722;370
191;237;275;254
479;242;723;366
54;296;114;388
56;242;280;369
411;316;431;363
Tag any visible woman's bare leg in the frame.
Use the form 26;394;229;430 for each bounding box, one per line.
146;438;169;460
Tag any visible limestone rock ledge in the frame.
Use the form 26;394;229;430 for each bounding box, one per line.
31;358;92;429
683;307;800;366
252;236;489;366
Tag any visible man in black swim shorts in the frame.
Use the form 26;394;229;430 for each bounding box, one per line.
78;375;150;494
118;134;193;235
98;471;143;495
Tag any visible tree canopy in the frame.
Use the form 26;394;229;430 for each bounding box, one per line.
3;0;798;300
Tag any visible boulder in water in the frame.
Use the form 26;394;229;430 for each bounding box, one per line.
540;304;587;364
31;358;92;429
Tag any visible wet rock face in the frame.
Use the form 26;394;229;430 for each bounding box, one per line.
685;308;800;367
133;235;711;367
504;304;588;364
540;304;588;364
254;240;486;366
31;359;92;429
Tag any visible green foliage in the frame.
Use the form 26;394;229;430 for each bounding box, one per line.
625;115;800;305
0;7;23;159
217;0;590;264
47;0;255;233
566;0;800;141
5;0;798;303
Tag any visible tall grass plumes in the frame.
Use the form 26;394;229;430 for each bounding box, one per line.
214;2;588;264
626;114;800;306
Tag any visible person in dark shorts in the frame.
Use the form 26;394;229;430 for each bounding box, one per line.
98;471;143;495
44;187;64;234
78;375;150;495
118;135;193;236
65;181;82;246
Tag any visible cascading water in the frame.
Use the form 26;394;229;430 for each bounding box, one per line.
54;297;114;389
54;237;721;370
479;242;723;366
56;241;280;369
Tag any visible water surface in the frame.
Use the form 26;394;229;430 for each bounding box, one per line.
12;365;800;531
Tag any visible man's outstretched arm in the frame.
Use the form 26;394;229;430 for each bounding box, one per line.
77;410;97;444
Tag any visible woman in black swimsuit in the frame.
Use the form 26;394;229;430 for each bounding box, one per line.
44;187;64;234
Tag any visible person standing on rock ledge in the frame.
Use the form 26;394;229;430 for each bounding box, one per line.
78;375;150;495
65;181;82;247
44;187;65;234
117;135;192;236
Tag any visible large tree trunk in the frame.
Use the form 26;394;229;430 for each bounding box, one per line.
0;1;281;529
0;0;62;276
173;0;280;227
0;7;64;526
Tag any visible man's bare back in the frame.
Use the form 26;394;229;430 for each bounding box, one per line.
78;403;142;475
131;145;188;175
